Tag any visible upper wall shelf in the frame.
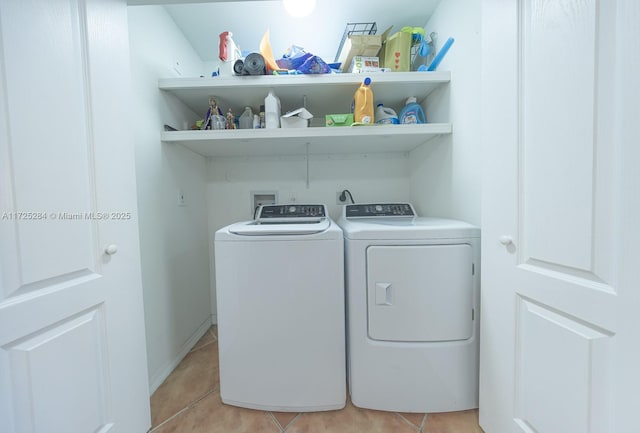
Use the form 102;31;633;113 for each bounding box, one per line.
158;71;451;119
159;72;451;157
161;124;452;157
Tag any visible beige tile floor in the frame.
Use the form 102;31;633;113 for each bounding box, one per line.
150;326;485;433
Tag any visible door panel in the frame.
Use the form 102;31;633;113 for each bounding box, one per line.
480;0;638;432
522;0;597;272
1;0;96;289
6;308;110;433
0;1;150;432
514;299;611;433
521;0;617;287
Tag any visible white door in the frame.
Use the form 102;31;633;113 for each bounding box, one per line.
480;1;639;433
0;1;150;432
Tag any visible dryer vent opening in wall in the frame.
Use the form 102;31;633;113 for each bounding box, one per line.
250;191;278;215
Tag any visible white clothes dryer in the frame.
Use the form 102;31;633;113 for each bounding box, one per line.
215;204;345;412
338;203;480;413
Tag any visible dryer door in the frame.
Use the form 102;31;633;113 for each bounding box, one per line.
366;244;473;342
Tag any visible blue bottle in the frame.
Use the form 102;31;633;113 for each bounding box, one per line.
398;96;426;124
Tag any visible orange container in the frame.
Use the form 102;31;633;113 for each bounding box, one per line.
353;77;374;124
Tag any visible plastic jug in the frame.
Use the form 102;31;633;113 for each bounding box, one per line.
375;104;399;124
265;90;281;128
354;77;374;124
399;96;426;124
239;107;254;129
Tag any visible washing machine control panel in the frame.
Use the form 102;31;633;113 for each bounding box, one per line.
345;203;416;219
256;204;327;221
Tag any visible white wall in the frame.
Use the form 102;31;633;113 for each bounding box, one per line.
410;0;482;226
128;5;212;393
207;153;412;314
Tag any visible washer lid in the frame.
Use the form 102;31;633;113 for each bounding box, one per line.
225;204;332;236
228;218;331;236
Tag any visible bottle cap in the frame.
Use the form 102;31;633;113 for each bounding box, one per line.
364;77;371;86
407;96;417;104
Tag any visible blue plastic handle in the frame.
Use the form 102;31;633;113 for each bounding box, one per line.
427;37;455;71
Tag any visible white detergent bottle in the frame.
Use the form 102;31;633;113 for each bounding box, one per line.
375;104;399;124
265;89;281;128
399;96;426;124
264;89;280;129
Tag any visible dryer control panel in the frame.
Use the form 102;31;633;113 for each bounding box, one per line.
344;203;416;219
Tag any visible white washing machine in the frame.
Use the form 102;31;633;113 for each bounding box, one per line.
338;203;480;413
214;204;345;412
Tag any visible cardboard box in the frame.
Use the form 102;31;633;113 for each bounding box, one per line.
280;108;313;128
325;113;354;127
348;56;380;73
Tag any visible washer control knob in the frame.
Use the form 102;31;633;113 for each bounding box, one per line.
375;205;383;212
289;206;296;213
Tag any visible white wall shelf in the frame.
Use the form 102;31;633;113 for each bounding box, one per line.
162;123;452;157
159;71;451;157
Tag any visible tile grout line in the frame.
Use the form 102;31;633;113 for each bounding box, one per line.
395;412;422;432
149;387;219;433
420;413;428;433
420;413;429;433
281;413;302;432
267;412;285;433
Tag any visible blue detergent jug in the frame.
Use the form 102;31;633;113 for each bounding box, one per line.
398;97;426;124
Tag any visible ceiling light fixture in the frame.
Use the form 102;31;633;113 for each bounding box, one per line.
282;0;316;18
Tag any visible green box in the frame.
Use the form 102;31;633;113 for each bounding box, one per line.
325;113;354;127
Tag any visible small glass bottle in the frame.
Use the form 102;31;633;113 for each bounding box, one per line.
259;104;266;128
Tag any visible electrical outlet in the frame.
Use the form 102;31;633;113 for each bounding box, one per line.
336;191;347;205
